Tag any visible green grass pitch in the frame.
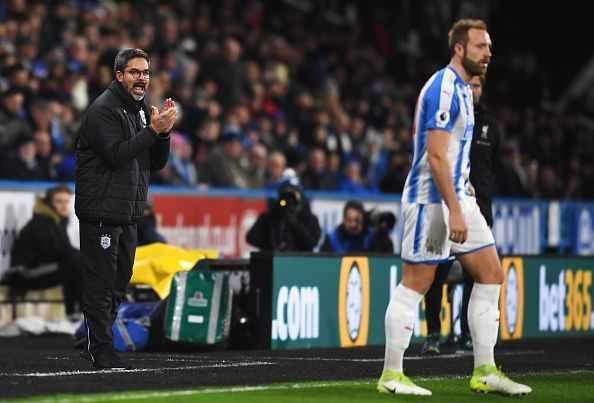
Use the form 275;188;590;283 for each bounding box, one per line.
9;370;594;403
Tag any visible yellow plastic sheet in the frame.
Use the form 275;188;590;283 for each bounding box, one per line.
130;243;219;299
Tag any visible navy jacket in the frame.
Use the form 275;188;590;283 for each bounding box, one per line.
75;81;169;224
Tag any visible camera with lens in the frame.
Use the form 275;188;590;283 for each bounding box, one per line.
278;190;297;209
271;190;299;217
366;209;397;231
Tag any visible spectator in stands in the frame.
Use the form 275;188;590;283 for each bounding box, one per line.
247;169;321;252
15;36;44;78
288;88;315;145
151;160;187;186
311;125;339;156
4;64;33;104
336;158;378;194
198;126;254;188
365;132;391;187
537;165;563;200
33;128;58;180
0;0;592;201
248;143;268;189
192;117;221;165
344;116;369;167
263;150;287;190
0;132;48;180
3;185;81;317
167;132;198;186
0;87;31;151
379;150;411;194
268;115;305;166
200;37;253;111
301;147;336;191
563;158;584;200
330;111;352;159
320;200;395;253
28;98;52;134
495;143;534;198
137;197;167;246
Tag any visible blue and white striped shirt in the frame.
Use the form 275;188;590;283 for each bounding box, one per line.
402;66;475;204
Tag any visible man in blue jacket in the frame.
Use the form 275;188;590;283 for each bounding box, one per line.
75;48;176;370
320;200;394;253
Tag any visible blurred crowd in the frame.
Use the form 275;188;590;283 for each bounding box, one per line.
1;0;592;199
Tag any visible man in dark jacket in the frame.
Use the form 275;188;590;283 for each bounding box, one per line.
198;127;255;188
0;132;48;181
421;74;500;355
5;185;81;316
75;48;175;369
320;200;395;253
247;170;321;252
199;38;253;110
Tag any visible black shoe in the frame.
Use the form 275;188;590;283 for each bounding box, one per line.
420;333;441;355
80;349;92;362
82;348;132;370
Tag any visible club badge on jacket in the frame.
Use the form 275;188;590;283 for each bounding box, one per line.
100;234;111;250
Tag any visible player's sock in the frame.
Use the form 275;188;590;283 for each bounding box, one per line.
468;283;501;368
383;284;423;372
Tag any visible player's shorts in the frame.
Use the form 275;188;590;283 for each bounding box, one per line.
401;197;495;264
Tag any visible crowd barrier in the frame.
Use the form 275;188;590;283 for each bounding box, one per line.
155;252;594;350
265;254;594;350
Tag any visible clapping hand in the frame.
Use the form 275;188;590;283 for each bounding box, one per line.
161;98;175;113
150;98;177;135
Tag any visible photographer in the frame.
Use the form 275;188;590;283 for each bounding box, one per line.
320;200;395;253
246;170;321;252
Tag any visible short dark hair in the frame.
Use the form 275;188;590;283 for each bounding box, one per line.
113;48;150;75
343;200;365;218
44;184;71;206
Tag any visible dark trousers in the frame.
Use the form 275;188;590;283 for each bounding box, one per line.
425;260;474;337
80;220;137;356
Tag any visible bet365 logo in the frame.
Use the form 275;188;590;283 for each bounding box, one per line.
539;265;593;332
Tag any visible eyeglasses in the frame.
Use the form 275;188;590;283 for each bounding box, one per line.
125;69;151;79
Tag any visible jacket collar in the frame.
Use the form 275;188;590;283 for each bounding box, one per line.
108;80;144;113
33;196;63;225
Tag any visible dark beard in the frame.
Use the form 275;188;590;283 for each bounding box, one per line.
461;54;484;77
124;81;145;101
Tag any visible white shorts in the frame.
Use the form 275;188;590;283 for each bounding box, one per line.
401;197;495;264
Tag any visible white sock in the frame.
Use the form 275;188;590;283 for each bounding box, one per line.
383;284;424;372
468;283;501;369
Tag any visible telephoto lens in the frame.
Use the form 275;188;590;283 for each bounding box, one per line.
368;209;396;230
